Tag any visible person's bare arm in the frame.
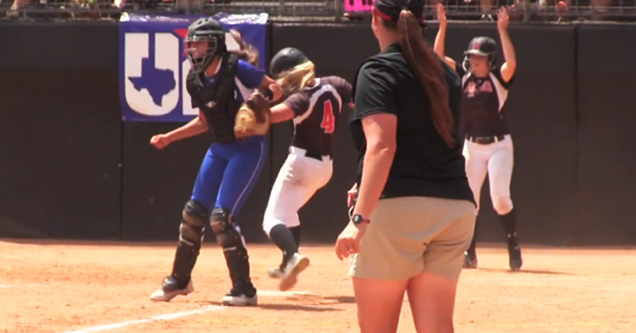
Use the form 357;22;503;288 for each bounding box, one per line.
149;111;209;149
434;4;457;72
497;7;517;83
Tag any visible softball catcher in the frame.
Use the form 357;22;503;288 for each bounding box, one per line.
148;17;281;306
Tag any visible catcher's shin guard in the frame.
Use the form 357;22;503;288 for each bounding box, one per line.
210;208;253;290
170;200;209;285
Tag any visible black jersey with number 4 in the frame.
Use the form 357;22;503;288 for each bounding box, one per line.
456;66;514;137
283;76;352;157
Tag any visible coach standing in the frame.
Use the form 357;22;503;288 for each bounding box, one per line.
334;0;476;331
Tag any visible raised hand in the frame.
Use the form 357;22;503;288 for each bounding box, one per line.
497;7;510;32
437;3;447;27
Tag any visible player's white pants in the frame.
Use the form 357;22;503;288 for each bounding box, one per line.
463;135;514;216
262;146;333;236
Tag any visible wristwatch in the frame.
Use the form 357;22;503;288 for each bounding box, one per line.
351;214;370;225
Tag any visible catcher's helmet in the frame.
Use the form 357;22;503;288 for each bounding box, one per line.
463;36;498;70
185;17;226;73
269;47;310;79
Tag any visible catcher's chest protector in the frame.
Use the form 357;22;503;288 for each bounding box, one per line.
187;53;241;144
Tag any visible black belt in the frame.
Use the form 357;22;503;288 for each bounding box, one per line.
467;135;505;145
305;150;332;161
290;146;332;161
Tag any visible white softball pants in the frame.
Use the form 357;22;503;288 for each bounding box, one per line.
262;147;333;236
463;135;515;216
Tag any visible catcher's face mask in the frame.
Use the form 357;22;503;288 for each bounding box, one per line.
185;17;226;74
185;36;218;74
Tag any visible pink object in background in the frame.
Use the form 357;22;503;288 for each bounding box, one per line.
344;0;374;13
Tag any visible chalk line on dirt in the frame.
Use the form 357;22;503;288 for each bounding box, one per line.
62;290;315;332
258;290;314;296
63;305;224;333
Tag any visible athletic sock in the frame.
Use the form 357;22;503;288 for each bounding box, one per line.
270;224;298;268
499;208;519;249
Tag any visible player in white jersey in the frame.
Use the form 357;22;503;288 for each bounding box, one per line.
434;5;522;271
262;48;353;290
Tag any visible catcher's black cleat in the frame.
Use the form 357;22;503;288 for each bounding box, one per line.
462;251;478;269
508;244;523;271
150;276;194;302
222;283;257;306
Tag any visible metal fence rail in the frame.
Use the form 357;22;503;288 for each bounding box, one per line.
1;0;635;21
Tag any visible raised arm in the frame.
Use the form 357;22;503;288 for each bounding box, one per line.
497;7;517;82
433;4;457;71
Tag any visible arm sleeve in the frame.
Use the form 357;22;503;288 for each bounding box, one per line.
352;61;398;120
334;76;353;107
492;66;514;89
282;93;309;117
235;59;266;89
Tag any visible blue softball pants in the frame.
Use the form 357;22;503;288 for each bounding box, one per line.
190;135;267;222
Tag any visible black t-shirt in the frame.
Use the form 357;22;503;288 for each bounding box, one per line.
349;44;474;204
456;65;514;137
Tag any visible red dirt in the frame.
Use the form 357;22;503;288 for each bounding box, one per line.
1;240;635;333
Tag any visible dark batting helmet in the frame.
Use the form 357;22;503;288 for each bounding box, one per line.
463;36;498;70
269;47;310;79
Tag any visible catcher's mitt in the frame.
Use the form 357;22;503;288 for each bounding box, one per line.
234;93;271;139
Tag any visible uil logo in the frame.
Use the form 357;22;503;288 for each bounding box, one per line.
121;28;241;121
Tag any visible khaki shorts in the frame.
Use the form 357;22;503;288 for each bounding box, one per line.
349;197;476;281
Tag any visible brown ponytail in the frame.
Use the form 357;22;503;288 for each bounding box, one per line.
384;11;455;147
229;29;259;67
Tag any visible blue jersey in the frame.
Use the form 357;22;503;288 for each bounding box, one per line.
196;59;265;107
187;56;268;215
187;56;266;145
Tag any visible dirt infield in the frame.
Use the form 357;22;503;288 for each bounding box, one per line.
1;240;635;333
